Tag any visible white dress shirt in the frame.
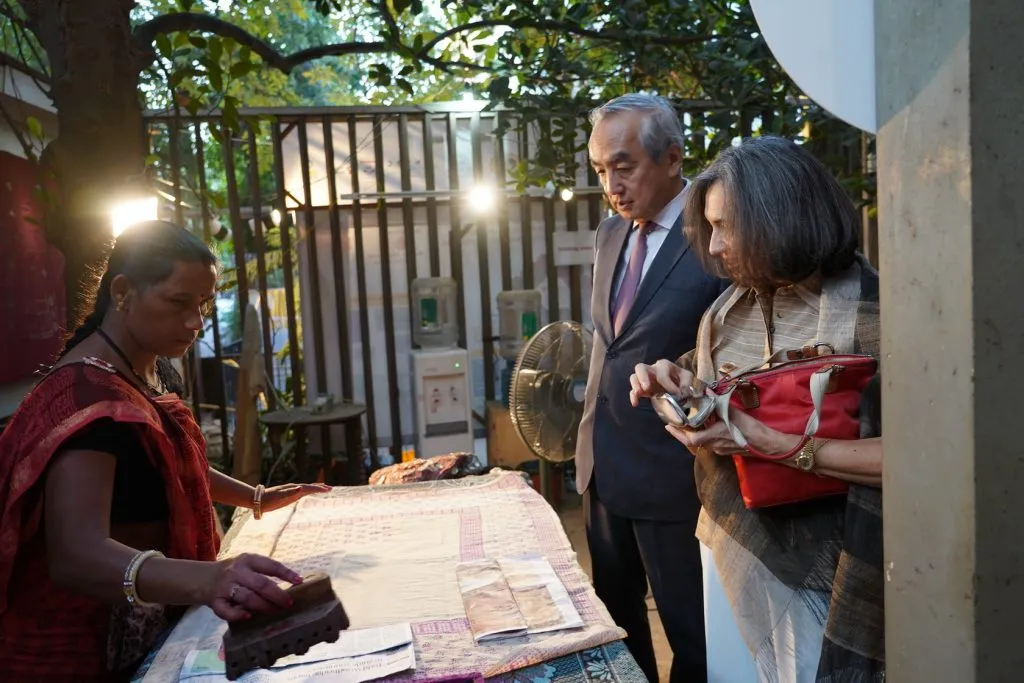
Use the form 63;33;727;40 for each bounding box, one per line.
611;185;688;302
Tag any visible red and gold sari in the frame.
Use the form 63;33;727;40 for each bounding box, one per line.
0;358;220;681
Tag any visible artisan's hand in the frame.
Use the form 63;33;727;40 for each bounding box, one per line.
629;360;695;407
665;408;801;458
206;553;303;621
262;483;332;514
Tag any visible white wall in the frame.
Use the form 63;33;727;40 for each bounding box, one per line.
0;61;56;158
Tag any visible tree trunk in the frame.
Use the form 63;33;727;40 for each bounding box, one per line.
28;0;148;330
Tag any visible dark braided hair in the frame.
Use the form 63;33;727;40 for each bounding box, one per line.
61;220;217;395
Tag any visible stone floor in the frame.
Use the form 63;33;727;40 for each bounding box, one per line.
556;492;673;683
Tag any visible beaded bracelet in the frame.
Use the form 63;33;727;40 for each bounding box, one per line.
122;549;164;607
253;484;265;520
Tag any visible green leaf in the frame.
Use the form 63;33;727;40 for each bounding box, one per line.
168;68;190;89
189;36;208;49
144;153;161;167
207;62;224;92
25;116;43;141
396;78;414;96
155;34;173;59
230;60;256;79
209;37;223;65
222;97;240;132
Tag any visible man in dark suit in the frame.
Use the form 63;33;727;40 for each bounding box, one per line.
576;94;726;683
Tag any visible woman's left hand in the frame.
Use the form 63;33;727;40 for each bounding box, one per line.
261;483;332;514
665;409;801;457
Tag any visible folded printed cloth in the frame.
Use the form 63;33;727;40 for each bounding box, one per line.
368;452;478;486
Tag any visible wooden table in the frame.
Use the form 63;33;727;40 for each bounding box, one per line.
259;403;368;485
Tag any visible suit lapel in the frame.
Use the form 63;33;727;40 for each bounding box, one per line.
593;216;629;347
614;215;689;340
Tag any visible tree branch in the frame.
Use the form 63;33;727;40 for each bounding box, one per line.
133;12;390;72
421;18;714;54
134;11;713;81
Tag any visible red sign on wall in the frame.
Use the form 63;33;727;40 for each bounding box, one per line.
0;151;66;384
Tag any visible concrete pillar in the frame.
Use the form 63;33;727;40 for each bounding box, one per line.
875;1;1024;681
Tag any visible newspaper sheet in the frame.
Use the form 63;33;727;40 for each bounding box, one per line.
178;623;414;683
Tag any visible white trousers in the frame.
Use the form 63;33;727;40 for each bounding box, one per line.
701;543;827;683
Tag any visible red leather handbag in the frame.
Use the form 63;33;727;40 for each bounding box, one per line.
706;345;877;509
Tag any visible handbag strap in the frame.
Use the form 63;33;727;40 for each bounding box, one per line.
712;361;837;461
718;343;836;382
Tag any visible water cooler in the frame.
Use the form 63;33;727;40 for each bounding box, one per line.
410;277;474;457
497;290;542;406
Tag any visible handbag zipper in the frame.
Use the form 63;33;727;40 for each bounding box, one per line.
711;354;871;390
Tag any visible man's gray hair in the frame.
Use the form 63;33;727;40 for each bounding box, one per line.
589;94;685;162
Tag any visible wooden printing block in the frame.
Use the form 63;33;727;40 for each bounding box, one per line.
222;572;350;681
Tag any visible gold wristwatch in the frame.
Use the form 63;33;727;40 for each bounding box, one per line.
793;438;828;472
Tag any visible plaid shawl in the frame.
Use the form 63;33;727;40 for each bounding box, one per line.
691;255;884;682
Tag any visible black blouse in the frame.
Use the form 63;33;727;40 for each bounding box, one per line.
61;418;169;523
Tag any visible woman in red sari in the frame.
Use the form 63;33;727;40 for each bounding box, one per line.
0;220;330;681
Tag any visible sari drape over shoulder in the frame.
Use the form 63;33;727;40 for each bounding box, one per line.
0;359;220;681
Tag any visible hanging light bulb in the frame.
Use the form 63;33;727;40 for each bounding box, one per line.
110;196;158;237
467;183;497;214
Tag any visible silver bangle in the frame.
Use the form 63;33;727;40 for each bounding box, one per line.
253;484;265;520
122;549;164;607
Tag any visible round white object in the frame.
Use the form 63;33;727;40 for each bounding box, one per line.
750;0;876;133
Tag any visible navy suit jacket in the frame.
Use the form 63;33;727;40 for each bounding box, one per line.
575;211;727;521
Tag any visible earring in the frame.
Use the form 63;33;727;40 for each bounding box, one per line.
116;298;126;312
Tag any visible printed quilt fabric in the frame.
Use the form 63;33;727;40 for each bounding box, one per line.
134;470;629;681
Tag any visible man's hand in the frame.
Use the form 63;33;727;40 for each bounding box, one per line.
628;359;695;407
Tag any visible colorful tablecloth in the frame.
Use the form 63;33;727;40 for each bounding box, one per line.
133;470;643;682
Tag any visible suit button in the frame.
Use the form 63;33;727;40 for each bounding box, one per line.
606;351;618;359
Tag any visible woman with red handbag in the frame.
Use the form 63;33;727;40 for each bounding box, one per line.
630;136;884;683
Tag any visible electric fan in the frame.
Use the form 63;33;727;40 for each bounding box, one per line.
508;321;592;501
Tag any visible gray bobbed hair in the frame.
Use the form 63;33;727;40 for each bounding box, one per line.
683;135;860;288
